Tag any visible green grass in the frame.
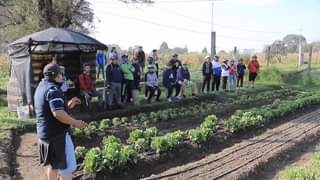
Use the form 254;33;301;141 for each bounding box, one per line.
279;152;320;180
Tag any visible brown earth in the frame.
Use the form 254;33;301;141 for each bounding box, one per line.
142;108;320;180
0;130;13;180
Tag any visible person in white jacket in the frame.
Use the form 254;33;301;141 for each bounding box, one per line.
221;60;230;91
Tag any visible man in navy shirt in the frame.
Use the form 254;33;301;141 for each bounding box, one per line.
34;63;86;180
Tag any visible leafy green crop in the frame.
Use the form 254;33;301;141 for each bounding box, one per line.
75;146;87;161
150;136;169;153
83;147;103;178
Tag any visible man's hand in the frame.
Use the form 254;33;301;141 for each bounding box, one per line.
72;120;87;128
68;97;81;109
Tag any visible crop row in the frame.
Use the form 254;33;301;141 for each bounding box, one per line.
227;92;320;132
75;91;319;178
75;115;218;177
72;88;297;138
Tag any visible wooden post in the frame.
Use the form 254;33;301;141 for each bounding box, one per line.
308;46;313;73
267;46;271;68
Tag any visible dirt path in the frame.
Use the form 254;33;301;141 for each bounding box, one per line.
13;133;46;180
143;109;320;180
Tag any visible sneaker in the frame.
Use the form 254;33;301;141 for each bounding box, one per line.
167;98;172;102
176;96;182;100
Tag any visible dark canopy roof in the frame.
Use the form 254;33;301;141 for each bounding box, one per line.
7;28;107;106
9;27;107;50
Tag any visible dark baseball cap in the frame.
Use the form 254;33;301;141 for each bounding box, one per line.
43;63;62;77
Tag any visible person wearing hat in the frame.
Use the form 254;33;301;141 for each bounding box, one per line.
79;63;104;111
120;54;135;103
169;53;182;97
145;65;161;103
106;56;124;108
144;56;157;99
248;55;260;88
212;55;222;91
162;62;176;102
202;55;212;93
34;63;86;180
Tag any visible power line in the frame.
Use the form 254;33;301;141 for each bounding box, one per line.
94;0;297;34
100;10;272;43
154;6;294;34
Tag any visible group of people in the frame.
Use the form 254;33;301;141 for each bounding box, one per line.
34;47;261;180
202;55;260;93
80;49;198;109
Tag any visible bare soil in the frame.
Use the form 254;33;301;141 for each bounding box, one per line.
142;108;320;180
0;130;13;180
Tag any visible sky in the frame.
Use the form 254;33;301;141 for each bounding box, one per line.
89;0;320;53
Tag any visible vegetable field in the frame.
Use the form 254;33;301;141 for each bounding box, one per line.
8;85;320;180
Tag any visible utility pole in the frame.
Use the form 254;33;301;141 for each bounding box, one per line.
210;0;223;60
298;29;303;67
211;1;216;59
308;45;313;73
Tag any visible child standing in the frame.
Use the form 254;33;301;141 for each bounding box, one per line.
237;58;246;88
202;56;212;93
212;55;222;91
221;60;230;91
248;55;260;88
228;60;237;91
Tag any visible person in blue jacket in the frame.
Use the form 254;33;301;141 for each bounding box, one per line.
211;55;222;91
96;50;107;79
162;63;176;102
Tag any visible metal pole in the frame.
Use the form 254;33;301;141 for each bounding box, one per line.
210;1;216;58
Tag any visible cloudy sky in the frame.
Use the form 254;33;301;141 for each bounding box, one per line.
89;0;320;53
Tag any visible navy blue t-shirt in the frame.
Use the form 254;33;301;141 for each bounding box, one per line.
34;79;70;141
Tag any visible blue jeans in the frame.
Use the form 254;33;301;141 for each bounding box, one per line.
59;133;76;176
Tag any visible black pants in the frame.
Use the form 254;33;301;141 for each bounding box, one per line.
222;76;228;90
212;75;221;91
122;80;134;103
175;83;181;97
155;64;159;77
202;75;211;92
166;86;173;99
147;86;161;102
237;75;244;87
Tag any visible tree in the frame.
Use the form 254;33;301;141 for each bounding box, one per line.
159;41;169;54
0;0;94;44
267;40;287;63
37;0;94;33
202;47;208;54
118;0;154;3
282;34;307;53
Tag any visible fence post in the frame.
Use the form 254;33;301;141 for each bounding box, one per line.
308;46;313;73
267;46;271;68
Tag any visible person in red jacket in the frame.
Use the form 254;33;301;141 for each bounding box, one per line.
247;55;260;88
79;63;104;111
